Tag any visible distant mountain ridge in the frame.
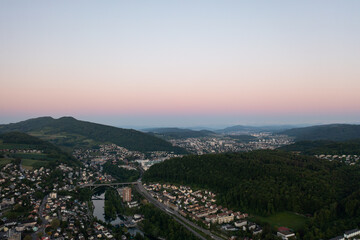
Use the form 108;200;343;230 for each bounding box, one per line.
0;117;187;153
281;124;360;141
143;127;217;139
217;124;298;134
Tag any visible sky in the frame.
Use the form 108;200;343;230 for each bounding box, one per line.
1;1;360;128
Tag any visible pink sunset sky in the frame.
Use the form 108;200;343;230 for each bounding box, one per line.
1;1;360;127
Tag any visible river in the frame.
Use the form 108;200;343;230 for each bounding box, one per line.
91;192;143;236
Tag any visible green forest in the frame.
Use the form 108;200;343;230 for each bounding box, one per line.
140;204;199;240
279;139;360;155
103;162;140;182
143;150;360;239
281;124;360;141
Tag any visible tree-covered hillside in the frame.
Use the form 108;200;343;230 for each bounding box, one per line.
143;150;360;239
279;139;360;155
146;127;216;139
281;124;360;141
0;132;79;167
0;117;187;153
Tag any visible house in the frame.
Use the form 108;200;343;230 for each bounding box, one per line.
217;212;234;224
205;215;218;224
277;229;296;240
234;220;247;227
344;229;360;239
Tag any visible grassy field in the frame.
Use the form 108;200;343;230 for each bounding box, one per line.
251;211;307;231
0;158;13;167
21;159;48;170
11;153;49;160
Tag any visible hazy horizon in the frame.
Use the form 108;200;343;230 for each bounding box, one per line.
1;114;360;130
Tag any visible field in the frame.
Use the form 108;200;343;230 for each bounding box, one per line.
251;211;307;231
21;159;48;170
11;153;50;160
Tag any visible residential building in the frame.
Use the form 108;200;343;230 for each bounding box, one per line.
123;187;131;202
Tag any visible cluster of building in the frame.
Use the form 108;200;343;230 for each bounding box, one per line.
73;144;183;170
169;134;292;155
143;183;263;235
0;148;43;154
40;193;94;239
329;228;360;240
77;166;115;186
315;154;360;165
136;159;167;171
0;159;124;240
73;144;144;166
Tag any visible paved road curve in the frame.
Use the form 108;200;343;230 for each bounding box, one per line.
135;181;225;240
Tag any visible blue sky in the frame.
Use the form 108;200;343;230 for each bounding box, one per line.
1;1;360;127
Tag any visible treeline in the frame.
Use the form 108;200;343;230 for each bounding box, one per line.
104;189;123;221
303;189;360;239
0;132;80;167
279;139;360;155
143;150;360;239
103;162;140;182
140;204;199;240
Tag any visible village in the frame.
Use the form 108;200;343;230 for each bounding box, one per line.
73;144;182;170
143;183;264;235
169;134;293;155
0;158;127;240
315;154;360;165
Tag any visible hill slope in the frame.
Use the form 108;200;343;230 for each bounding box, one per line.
0;132;79;167
0;117;186;153
143;150;360;239
279;139;360;155
217;125;296;134
144;127;217;139
281;124;360;141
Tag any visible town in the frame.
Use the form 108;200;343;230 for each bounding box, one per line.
169;134;293;155
1;142;360;240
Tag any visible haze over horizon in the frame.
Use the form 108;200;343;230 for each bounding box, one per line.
1;1;360;127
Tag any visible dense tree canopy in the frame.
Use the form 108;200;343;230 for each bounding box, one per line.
103;162;140;182
144;150;360;239
279;139;360;155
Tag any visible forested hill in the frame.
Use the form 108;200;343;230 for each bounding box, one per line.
144;150;360;239
0;117;187;153
281;124;360;141
144;127;216;139
0;132;79;167
279;140;360;155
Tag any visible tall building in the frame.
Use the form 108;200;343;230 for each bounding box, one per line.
123;187;131;202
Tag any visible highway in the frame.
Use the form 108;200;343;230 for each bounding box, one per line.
135;181;225;240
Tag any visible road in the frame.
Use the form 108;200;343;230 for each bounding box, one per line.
32;195;49;240
135;181;225;240
19;159;25;175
